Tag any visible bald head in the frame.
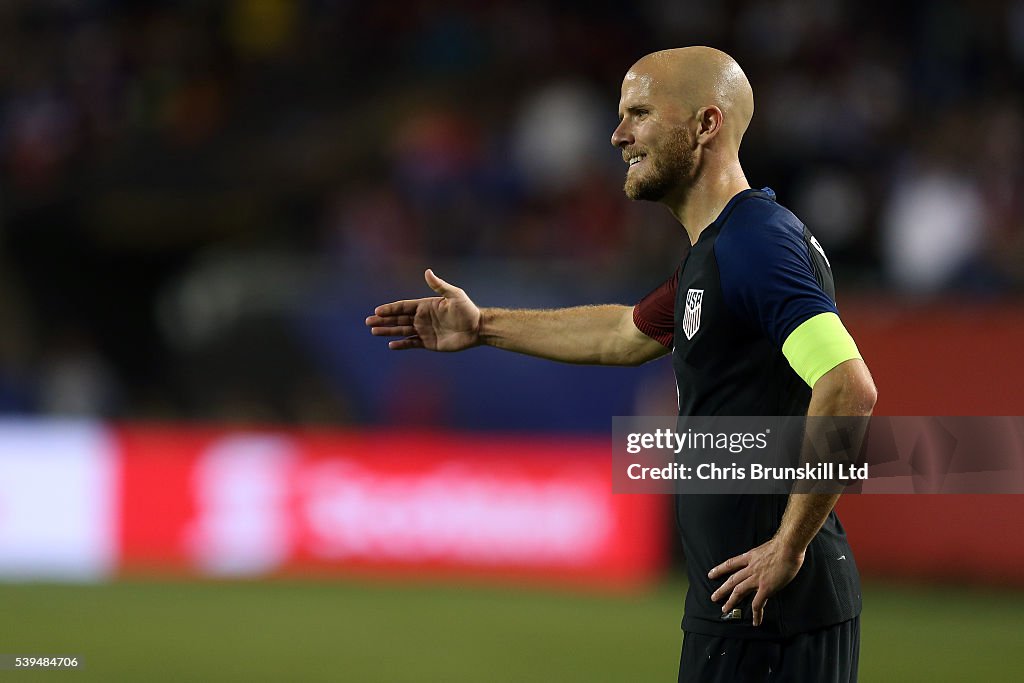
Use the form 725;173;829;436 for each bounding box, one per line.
625;47;753;149
611;47;754;228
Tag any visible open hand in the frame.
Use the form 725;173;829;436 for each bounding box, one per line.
707;537;805;626
365;269;481;351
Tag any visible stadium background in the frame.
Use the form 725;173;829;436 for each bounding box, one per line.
1;0;1023;680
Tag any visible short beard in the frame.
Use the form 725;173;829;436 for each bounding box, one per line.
623;127;696;202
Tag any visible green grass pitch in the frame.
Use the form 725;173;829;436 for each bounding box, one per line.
2;578;1022;681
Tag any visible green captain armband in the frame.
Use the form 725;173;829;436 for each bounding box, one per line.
781;312;862;388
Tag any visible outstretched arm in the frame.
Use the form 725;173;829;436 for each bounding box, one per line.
365;269;668;366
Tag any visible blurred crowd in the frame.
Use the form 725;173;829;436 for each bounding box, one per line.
0;0;1022;423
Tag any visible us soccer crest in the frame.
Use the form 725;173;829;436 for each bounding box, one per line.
683;289;703;340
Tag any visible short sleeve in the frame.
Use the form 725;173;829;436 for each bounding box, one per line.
715;205;838;349
632;268;678;348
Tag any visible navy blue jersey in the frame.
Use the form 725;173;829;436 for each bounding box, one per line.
635;188;861;638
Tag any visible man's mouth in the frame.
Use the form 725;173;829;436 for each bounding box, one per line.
626;154;646;168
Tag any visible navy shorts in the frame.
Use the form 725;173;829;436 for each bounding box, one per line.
678;617;860;682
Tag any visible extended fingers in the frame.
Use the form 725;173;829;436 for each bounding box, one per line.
708;552;748;580
373;300;429;317
371;326;416;337
366;313;416;338
387;336;423;350
751;588;769;626
710;567;752;602
366;314;415;326
719;576;757;616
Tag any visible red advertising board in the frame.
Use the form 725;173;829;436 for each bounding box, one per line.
5;416;1023;587
115;426;667;588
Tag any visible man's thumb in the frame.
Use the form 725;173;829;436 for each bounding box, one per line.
425;269;457;296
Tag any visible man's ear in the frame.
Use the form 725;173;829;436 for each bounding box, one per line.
695;106;724;144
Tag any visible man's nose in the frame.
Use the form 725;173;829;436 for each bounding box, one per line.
611;121;633;148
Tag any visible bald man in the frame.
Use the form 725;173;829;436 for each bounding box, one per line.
367;47;875;682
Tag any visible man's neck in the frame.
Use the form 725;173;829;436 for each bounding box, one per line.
667;163;751;245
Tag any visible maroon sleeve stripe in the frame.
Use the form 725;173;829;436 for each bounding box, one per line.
631;267;678;348
633;305;673;348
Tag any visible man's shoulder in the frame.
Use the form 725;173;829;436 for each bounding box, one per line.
719;193;805;245
715;196;808;267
